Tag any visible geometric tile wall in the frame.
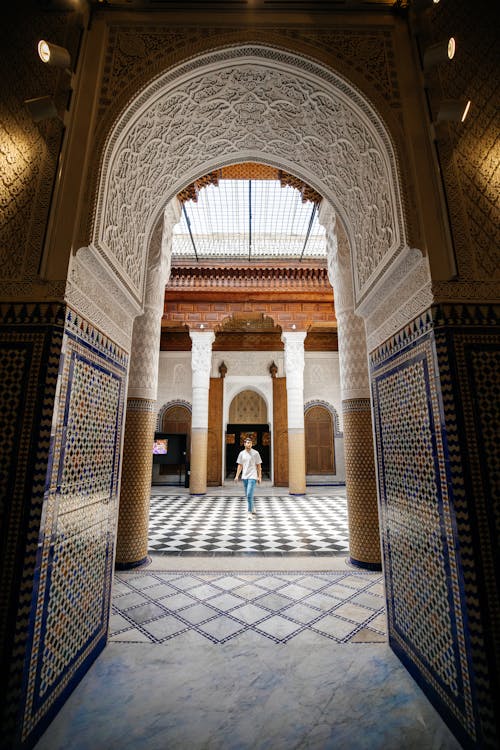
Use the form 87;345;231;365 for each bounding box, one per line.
370;303;499;750
0;302;65;750
0;305;128;749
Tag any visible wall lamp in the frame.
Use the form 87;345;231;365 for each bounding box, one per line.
412;0;441;11
24;95;61;123
436;99;471;123
38;40;71;72
423;37;456;70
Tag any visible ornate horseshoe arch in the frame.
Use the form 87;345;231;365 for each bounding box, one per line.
71;45;412;349
96;46;408;299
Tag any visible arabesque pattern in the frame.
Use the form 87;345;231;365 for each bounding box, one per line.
21;309;127;742
97;48;404;306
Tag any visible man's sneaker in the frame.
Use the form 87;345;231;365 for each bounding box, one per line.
252;509;257;515
248;512;253;519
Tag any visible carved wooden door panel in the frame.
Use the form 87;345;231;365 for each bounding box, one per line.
207;377;223;486
305;405;334;474
273;376;288;487
161;404;191;476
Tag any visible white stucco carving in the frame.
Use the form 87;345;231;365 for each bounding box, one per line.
95;46;406;310
65;245;140;351
190;330;215;429
127;200;181;399
282;331;307;429
320;198;434;361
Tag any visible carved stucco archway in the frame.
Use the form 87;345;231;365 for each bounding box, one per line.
82;45;413;331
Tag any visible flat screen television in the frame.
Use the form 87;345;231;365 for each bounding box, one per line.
153;438;168;455
152;432;187;464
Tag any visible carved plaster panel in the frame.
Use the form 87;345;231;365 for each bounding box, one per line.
190;331;215;381
282;331;307;392
127;307;163;400
213;351;284;378
95;47;406;311
426;0;499;283
365;255;434;353
65;246;140;352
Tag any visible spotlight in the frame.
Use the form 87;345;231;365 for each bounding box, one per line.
436;99;471;123
38;40;71;70
24;96;60;122
413;0;441;10
423;37;456;70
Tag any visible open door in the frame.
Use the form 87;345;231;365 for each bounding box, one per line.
273;376;288;486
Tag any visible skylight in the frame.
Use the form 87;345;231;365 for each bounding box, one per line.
172;180;326;259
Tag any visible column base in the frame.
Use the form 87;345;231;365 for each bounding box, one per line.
115;556;151;571
349;556;382;571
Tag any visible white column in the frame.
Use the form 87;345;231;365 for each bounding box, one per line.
281;330;307;495
116;200;180;567
189;330;215;494
320;201;381;569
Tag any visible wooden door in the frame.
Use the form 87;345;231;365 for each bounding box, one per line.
161;405;191;476
273;376;288;487
207;377;223;486
305;406;335;474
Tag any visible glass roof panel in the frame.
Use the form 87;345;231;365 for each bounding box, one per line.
172;180;326;259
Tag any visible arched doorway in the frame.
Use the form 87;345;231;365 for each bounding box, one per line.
305;405;335;475
19;39;477;750
226;389;270;479
159;402;191;482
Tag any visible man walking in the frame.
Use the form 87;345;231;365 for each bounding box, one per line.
234;437;262;519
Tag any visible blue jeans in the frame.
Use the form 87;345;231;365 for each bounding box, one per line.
243;478;257;512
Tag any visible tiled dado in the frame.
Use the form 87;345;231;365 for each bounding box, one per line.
342;398;380;568
116;399;157;567
1;305;128;749
0;302;65;749
370;303;499;750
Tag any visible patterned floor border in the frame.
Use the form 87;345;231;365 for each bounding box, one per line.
111;569;386;645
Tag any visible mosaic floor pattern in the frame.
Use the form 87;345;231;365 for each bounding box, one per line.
110;569;386;645
148;493;350;555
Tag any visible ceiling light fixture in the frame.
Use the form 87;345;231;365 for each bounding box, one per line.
24;95;60;122
412;0;441;11
423;37;456;70
38;40;71;71
436;99;471;123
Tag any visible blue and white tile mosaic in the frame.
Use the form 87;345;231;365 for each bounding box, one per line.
20;308;128;746
370;303;500;749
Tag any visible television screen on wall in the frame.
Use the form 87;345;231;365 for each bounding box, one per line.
153;438;168;455
152;433;187;464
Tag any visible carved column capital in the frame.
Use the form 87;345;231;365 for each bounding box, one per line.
190;331;216;375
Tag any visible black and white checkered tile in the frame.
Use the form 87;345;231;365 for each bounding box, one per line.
110;570;386;644
148;494;349;555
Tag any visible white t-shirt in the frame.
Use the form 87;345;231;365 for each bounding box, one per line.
236;448;262;479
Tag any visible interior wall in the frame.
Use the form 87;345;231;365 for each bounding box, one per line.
1;3;498;748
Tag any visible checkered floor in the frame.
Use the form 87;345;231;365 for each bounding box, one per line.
110;570;386;644
148;493;349;556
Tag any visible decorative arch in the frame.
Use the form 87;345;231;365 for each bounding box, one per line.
156;399;192;432
90;45;409;313
229;388;268;424
227;384;271;423
305;399;342;437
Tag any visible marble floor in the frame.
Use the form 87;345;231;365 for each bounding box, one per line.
33;488;463;749
148;487;349;556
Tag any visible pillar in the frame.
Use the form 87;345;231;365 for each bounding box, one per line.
281;330;307;495
189;330;215;495
115;201;179;568
321;204;381;569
